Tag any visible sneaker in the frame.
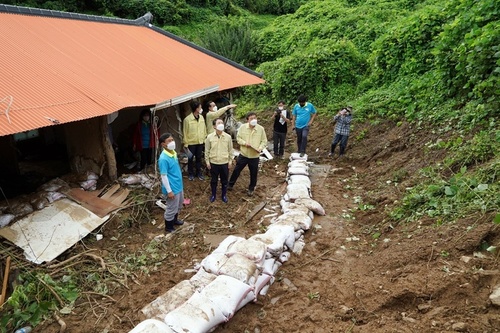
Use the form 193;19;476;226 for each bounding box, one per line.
165;228;175;234
247;189;254;196
328;152;332;157
299;153;304;157
198;174;205;181
174;219;184;225
188;175;194;181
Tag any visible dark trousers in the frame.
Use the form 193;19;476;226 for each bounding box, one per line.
295;126;310;154
273;131;286;156
210;163;229;189
331;134;349;156
187;144;204;177
140;148;152;170
229;155;259;191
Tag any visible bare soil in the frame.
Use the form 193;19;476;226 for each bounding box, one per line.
28;114;500;332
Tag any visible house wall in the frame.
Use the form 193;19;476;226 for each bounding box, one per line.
65;117;111;178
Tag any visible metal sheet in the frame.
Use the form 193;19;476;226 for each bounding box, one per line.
0;198;109;264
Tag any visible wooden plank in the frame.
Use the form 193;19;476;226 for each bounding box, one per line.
109;188;130;206
244;201;267;225
64;188;120;218
0;256;11;306
99;184;121;200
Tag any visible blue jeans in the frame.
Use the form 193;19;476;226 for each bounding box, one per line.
295;126;310;154
331;134;349;156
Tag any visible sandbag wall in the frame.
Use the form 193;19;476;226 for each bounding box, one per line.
129;153;326;333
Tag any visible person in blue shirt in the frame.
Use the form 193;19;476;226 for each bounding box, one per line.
133;109;158;171
291;95;317;157
158;133;184;233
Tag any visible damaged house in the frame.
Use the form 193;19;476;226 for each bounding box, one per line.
0;4;264;199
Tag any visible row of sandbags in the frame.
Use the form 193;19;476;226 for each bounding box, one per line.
129;153;326;333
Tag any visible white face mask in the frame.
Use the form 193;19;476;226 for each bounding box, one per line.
166;141;176;151
249;119;258;126
216;124;225;131
278;106;284;110
212;106;218;112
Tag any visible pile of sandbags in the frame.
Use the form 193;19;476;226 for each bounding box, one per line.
131;153;326;333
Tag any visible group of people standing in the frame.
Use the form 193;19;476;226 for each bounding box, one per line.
157;96;353;234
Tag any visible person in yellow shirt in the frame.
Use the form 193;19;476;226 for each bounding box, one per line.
204;100;237;135
205;118;233;203
183;101;207;180
228;112;268;196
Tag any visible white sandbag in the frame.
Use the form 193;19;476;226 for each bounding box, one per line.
189;268;217;289
288;174;311;189
254;273;273;295
201;253;260;285
10;202;33;216
119;174;143;185
259;276;275;296
288;160;309;168
261;258;276;276
278;251;291;263
286;183;310;200
0;214;15;228
281;201;311;216
289;153;307;161
265;224;296;250
272;209;313;231
128;319;175;333
80;179;97;191
292;236;306;255
294;229;305;240
86;171;99;180
38;177;68;192
45;191;66;203
226;238;267;265
164;292;226;333
294;198;326;216
141;280;196;321
249;233;284;258
198;275;253;319
212;235;246;255
236;289;257;311
287;167;309;176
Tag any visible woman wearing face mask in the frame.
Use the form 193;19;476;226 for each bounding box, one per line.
273;100;291;159
228;112;268;196
205;118;233;203
158;133;184;233
132;109;158;171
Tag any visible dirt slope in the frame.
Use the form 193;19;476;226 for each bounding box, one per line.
35;113;499;333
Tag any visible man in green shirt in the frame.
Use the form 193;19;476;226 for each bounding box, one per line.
183;101;207;180
205;118;233;203
228;112;268;196
205;100;237;135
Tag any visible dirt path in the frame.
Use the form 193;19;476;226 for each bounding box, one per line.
33;117;499;333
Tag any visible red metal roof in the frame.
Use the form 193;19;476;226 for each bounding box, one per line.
0;9;264;136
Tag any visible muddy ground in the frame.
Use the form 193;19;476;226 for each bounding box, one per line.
8;112;500;332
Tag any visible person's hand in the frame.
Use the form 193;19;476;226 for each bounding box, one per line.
206;163;211;170
167;191;174;200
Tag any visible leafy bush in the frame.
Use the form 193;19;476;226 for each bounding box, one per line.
249;39;367;106
200;17;255;66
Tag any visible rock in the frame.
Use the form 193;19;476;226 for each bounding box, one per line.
489;285;500;306
417;303;431;313
452;322;467;331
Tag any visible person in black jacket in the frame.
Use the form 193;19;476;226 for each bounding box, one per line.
272;101;291;159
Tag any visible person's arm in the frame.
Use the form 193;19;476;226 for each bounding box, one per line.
236;126;246;147
344;114;353;124
258;127;268;152
205;136;211;169
308;112;317;126
227;135;233;168
218;104;237;117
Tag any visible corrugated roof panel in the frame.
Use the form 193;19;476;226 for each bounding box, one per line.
0;11;264;136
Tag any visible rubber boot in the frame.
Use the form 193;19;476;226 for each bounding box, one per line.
164;219;175;233
221;185;228;203
210;184;217;202
174;213;184;225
